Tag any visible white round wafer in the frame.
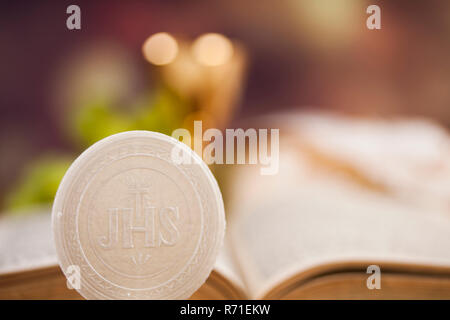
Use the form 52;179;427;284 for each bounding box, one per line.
52;131;225;299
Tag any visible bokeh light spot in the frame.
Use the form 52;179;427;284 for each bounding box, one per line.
142;32;179;66
192;33;233;67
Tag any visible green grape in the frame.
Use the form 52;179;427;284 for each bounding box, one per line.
4;86;192;214
72;97;134;147
4;155;73;214
133;87;190;135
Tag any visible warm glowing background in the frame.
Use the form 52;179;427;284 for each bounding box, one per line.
1;0;450;212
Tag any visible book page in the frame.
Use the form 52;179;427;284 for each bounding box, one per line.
0;208;248;299
273;111;450;212
0;207;57;275
213;235;247;294
227;139;450;299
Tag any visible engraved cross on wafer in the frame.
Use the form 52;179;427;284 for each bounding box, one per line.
98;184;180;265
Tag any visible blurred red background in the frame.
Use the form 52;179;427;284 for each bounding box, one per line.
1;0;450;211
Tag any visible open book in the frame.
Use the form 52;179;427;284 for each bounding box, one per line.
1;112;450;299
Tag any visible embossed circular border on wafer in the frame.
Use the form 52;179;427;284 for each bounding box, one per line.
52;131;225;299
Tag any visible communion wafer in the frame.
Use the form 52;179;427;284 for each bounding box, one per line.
52;131;225;299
